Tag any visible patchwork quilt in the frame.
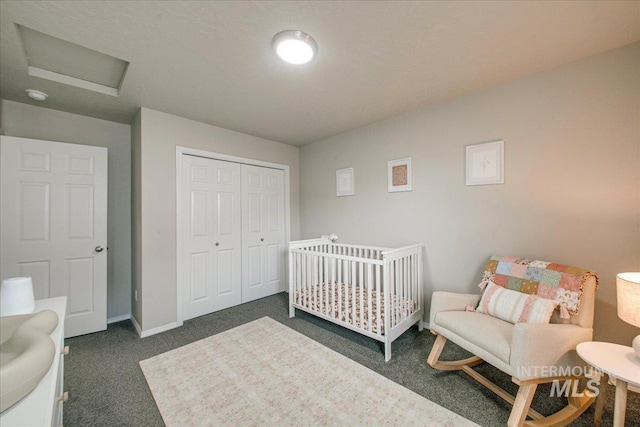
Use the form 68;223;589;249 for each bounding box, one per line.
295;283;417;334
479;255;599;317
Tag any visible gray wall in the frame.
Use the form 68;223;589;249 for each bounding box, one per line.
136;107;300;332
299;42;640;345
1;99;132;321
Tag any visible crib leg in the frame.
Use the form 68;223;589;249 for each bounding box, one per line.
418;319;424;332
289;305;295;318
384;341;391;362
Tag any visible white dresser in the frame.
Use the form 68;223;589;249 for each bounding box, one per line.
0;297;68;426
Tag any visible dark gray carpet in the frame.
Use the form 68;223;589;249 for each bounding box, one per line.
64;293;639;426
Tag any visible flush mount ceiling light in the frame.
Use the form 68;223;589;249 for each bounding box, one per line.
25;89;48;101
272;30;318;65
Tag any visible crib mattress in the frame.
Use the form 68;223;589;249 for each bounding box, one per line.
294;283;417;334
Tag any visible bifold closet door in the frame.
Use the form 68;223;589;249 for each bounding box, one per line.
241;164;285;303
181;155;242;320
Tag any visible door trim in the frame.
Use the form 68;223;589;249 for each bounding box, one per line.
175;146;291;326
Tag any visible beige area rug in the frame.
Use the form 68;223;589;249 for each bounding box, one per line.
140;317;478;426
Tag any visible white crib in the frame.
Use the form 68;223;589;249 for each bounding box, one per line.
289;238;424;361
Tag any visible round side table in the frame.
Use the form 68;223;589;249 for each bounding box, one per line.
576;342;640;427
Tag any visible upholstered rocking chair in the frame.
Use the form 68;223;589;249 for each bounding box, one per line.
427;256;598;427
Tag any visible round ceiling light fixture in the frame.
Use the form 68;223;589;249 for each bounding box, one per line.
272;30;318;65
25;89;48;101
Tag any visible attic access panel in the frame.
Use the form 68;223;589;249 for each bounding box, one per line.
17;24;129;96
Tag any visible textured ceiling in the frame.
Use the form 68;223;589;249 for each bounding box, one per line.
1;1;639;146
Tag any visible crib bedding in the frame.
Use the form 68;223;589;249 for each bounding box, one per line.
294;282;417;334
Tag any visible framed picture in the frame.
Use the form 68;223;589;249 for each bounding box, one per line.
336;167;354;196
466;140;504;186
388;158;412;192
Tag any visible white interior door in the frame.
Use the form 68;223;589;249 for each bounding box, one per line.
181;155;242;320
241;164;285;303
0;136;107;337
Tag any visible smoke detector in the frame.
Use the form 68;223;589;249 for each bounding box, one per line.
25;89;48;101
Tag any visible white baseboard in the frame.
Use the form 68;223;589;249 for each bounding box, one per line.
140;321;179;338
107;314;131;324
130;317;180;338
130;315;143;336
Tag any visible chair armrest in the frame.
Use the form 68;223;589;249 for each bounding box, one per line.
510;323;593;377
430;291;481;328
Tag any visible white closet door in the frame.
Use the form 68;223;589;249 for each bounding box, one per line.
181;155;242;320
0;136;107;338
241;164;285;303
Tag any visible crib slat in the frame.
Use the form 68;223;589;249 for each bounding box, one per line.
318;254;322;311
300;252;304;308
395;259;399;328
351;260;356;327
359;261;364;330
399;259;403;325
331;258;336;319
413;254;417;314
367;263;373;333
338;258;342;322
408;255;412;314
376;264;381;336
405;253;409;312
408;255;413;314
298;252;302;304
308;253;313;311
399;257;403;321
304;253;309;310
292;252;302;303
344;259;349;323
403;257;407;319
324;254;329;315
312;254;316;311
388;260;393;329
307;253;312;310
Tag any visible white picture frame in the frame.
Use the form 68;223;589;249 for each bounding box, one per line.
466;140;504;186
387;158;412;192
336;167;354;196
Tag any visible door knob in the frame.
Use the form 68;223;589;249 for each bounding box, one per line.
95;246;104;252
260;238;264;242
215;242;220;246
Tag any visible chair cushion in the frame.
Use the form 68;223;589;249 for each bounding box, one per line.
434;311;513;364
476;281;556;324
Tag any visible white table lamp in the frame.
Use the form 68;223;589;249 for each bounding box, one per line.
617;272;640;359
0;277;36;316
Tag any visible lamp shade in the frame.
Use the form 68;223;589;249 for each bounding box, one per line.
617;272;640;327
0;277;35;316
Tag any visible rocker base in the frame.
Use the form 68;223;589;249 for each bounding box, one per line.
427;334;594;427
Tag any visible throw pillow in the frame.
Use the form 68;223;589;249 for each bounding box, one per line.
476;281;556;324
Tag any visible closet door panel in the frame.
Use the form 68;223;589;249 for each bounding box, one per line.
216;249;234;295
241;164;285;303
213;181;242;310
181;155;241;319
182;157;215;318
189;252;209;301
